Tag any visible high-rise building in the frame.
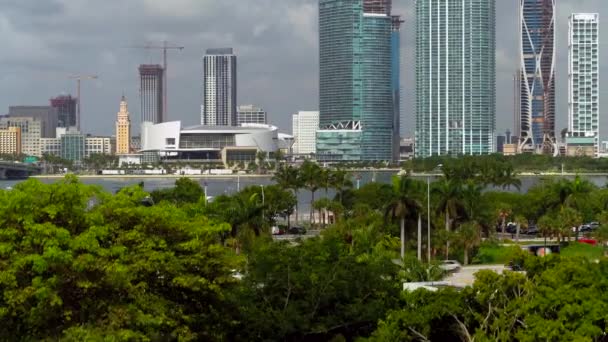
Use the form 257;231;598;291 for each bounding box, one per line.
415;0;496;157
392;15;403;162
50;95;77;128
139;65;164;124
317;0;398;162
0;117;42;157
567;13;600;155
115;96;131;154
292;111;319;155
237;105;267;125
201;48;237;126
518;0;556;154
0;127;21;155
8;106;58;138
60;130;86;162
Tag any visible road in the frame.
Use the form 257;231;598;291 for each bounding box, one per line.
445;265;507;287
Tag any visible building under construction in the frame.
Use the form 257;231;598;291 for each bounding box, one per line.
139;64;164;124
50;95;77;128
518;0;556;155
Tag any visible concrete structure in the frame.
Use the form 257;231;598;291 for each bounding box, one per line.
50;95;77;128
85;136;112;156
518;0;556;154
139;64;164;124
0;127;21;155
0;161;41;179
201;48;237;126
237;105;267;125
141;121;277;166
292;111;319;155
318;0;400;162
115;96;131;154
40;138;61;157
8;106;58;138
399;138;414;161
0;117;42;157
568;13;599;156
415;0;496;157
565;136;596;157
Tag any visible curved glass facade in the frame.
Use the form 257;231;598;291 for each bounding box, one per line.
415;0;496;157
318;0;397;162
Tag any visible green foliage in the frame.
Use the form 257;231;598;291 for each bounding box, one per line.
150;177;204;205
561;243;604;259
231;231;400;341
472;242;522;265
0;177;240;341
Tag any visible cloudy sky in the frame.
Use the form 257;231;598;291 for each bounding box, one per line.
0;0;606;139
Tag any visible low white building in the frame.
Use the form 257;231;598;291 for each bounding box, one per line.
141;121;278;165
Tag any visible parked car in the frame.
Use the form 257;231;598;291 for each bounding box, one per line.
526;225;539;235
272;226;286;235
579;225;593;233
288;226;307;235
588;222;600;229
439;260;462;273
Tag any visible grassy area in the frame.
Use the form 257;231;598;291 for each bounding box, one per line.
473;243;521;265
561;243;605;259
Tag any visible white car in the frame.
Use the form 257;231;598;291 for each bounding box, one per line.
440;260;462;273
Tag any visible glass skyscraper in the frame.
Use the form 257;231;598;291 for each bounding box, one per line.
518;0;556;154
317;0;399;162
415;0;496;157
202;48;237;126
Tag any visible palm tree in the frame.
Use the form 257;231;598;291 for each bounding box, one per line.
256;151;268;174
385;176;423;259
299;161;322;226
330;168;353;205
461;180;483;221
273;165;301;226
433;178;463;259
455;221;481;265
537;215;557;248
500;165;522;191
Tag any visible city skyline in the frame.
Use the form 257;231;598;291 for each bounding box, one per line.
0;0;607;141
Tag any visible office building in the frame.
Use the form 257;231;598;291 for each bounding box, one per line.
139;65;164;124
85;136;112;156
415;0;496;157
292;111;319;155
237;105;267;125
60;131;86;162
567;13;599;156
115;95;131;154
0;127;21;155
518;0;556;154
317;0;398;162
141;121;277;166
50;95;77;128
8;106;58;138
201;48;237;126
0;117;42;157
392;15;403;162
40;138;61;157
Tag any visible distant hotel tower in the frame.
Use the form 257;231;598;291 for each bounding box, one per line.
50;95;77;128
201;48;237;126
139;64;164;124
518;0;556;154
415;0;496;157
115;95;131;155
568;13;600;154
317;0;400;162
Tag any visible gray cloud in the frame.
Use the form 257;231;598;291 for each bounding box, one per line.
0;0;605;141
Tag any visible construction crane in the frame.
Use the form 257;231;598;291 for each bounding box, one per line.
129;41;184;119
68;74;98;131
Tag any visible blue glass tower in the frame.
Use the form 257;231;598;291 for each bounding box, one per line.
317;0;398;162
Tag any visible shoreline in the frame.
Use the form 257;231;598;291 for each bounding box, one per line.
32;174;274;180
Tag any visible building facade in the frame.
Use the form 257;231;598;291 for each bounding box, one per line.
50;95;77;128
0;127;21;155
8;106;58;138
139;64;164;124
201;48;237;126
292;111;319;155
85;137;112;157
317;0;399;162
115;95;131;154
60;131;86;162
237;105;267;125
415;0;496;158
141;121;277;166
568;13;599;156
0;117;42;157
518;0;556;154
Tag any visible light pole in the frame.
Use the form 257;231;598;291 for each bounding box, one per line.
427;176;431;262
